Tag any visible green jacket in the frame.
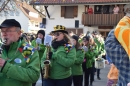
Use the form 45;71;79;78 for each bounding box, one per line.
78;38;83;44
31;39;46;60
71;49;84;75
85;45;98;68
41;45;76;79
94;38;105;56
0;40;40;86
101;42;105;54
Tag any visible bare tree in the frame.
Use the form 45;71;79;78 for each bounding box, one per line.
0;0;10;12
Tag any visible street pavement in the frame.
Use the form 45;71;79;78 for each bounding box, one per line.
92;64;110;86
36;65;110;86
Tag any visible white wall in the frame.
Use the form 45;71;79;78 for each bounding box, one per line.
45;5;98;34
83;26;98;34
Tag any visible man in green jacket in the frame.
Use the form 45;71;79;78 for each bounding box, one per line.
0;19;40;86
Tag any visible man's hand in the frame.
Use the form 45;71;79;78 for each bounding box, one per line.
0;58;5;67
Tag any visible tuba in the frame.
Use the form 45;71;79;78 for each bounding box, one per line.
43;43;51;79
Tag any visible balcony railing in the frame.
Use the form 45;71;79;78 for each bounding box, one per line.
82;13;124;26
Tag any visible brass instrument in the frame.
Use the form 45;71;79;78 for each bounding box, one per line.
43;43;51;79
0;38;7;57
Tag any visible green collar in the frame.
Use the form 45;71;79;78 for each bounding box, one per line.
3;39;24;57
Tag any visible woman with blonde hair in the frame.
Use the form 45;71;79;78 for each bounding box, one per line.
83;35;98;86
41;25;76;86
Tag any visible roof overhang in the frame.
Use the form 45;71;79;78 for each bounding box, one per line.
16;1;43;22
30;0;130;5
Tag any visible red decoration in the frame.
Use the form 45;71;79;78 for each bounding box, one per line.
18;48;23;53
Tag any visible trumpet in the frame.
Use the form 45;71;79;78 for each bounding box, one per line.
0;39;7;71
43;43;51;79
0;38;7;56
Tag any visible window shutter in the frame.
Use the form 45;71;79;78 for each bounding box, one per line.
61;6;65;17
73;6;78;17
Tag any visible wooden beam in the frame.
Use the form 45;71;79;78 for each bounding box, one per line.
44;6;50;18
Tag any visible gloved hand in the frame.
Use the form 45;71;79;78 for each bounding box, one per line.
36;38;42;44
49;52;53;59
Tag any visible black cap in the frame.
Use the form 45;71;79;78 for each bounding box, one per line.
0;19;21;29
72;35;79;41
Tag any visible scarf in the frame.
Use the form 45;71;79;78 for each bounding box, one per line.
51;40;67;49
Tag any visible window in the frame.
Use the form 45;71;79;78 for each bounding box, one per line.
65;6;74;18
61;6;78;18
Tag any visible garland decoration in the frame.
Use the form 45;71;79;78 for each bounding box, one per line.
18;43;36;63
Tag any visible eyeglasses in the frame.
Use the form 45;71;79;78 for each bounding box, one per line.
53;32;63;36
1;30;18;33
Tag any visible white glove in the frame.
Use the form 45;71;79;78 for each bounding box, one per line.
36;38;42;44
82;46;88;52
127;83;130;86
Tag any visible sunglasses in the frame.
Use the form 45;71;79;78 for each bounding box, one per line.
53;32;63;36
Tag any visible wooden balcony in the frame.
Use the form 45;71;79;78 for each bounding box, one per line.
82;13;124;26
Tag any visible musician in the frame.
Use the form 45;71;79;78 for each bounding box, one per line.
31;30;46;86
71;35;84;86
41;25;76;86
0;19;40;86
83;35;98;86
93;32;105;80
32;30;46;60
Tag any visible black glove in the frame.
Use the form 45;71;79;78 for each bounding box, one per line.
49;52;53;59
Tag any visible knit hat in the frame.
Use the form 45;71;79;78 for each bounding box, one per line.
83;36;90;41
72;35;79;41
52;25;68;34
0;19;21;29
37;30;45;37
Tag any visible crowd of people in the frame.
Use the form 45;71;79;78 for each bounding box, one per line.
1;4;130;86
0;18;107;86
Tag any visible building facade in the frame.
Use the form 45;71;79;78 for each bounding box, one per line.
31;0;130;37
